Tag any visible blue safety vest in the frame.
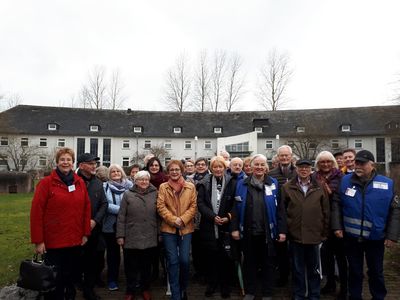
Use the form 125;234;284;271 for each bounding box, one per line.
235;176;279;239
340;173;393;240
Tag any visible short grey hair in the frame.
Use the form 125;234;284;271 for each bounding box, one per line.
277;145;293;155
250;154;268;169
134;170;150;181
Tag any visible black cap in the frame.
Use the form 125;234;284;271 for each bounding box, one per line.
355;150;375;163
77;153;100;165
296;158;312;166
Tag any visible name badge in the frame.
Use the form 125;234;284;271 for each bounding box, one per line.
345;188;356;197
373;181;388;190
234;196;242;202
68;185;76;192
270;183;276;190
265;186;272;196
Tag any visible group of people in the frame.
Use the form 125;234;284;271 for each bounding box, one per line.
30;145;399;300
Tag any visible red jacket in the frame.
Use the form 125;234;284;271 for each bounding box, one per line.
30;170;91;249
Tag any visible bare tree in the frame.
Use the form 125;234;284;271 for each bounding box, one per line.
132;144;171;165
0;137;42;171
209;50;227;112
192;50;211;111
80;66;107;109
108;69;126;110
258;49;293;111
224;54;245;111
164;54;192;112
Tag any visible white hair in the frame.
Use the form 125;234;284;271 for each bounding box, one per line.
134;170;150;181
277;145;293;155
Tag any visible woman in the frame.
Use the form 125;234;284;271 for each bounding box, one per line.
157;160;197;300
147;157;168;189
117;171;158;300
30;147;91;300
242;156;253;177
231;154;287;300
313;151;347;298
103;164;133;291
197;156;236;298
183;159;196;182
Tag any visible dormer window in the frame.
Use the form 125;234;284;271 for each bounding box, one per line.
254;127;263;133
173;127;182;134
133;126;142;133
48;123;57;131
296;126;305;133
90;125;99;132
341;124;351;132
214;127;222;134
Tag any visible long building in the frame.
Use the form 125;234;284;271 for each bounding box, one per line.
0;105;399;172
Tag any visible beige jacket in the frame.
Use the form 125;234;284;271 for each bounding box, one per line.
157;181;197;235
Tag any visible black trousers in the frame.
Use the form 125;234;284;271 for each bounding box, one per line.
123;247;156;295
44;246;81;300
103;232;121;283
82;228;104;290
242;234;274;297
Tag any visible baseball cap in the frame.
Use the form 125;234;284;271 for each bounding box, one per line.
296;158;312;166
355;150;375;163
77;153;100;165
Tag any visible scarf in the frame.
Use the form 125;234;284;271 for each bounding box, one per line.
211;175;226;238
107;179;133;195
150;172;168;189
55;168;74;186
168;176;186;194
250;175;264;190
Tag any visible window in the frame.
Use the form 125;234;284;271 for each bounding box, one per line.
354;139;363;149
1;137;8;146
287;140;295;147
90;125;99;132
341;125;351;132
184;141;192;150
77;138;85;156
122;157;130;167
47;123;57;131
144;140;151;149
214;127;222;134
39;156;47;167
57;138;65;147
164;140;172;150
39;138;47;147
164;157;171;166
133;126;142;133
90;138;98;155
122;140;130;149
103;138;111;167
265;140;273;149
173;127;182;134
297;126;305;133
21;138;29;147
254;127;263;133
331;139;339;149
225;142;249;152
204;141;212;150
309;141;318;149
376;138;385;163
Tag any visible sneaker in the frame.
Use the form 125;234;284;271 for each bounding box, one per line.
108;281;119;291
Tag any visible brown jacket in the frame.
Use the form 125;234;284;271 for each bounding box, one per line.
282;176;330;244
157;180;197;235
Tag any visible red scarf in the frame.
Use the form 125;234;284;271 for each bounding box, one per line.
168;176;186;194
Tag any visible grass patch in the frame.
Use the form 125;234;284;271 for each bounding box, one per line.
0;193;33;288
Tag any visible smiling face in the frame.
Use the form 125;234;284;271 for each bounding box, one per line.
57;153;74;174
317;155;334;173
211;161;225;178
149;160;160;174
343;151;355;170
110;167;122;182
135;176;150;190
297;164;312;180
230;158;243;174
278;147;292;166
79;160;97;177
195;160;208;174
184;161;195;175
354;160;374;179
168;163;182;181
252;157;268;179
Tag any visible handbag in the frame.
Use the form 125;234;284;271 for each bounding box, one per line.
17;254;57;292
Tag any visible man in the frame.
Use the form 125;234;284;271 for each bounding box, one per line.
333;151;345;169
227;157;246;180
77;153;108;300
282;159;330;300
332;150;400;300
220;150;231;166
341;149;356;174
269;145;297;286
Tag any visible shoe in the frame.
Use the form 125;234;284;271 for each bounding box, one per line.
321;282;336;294
142;290;151;300
108;281;119;291
181;290;188;300
125;295;134;300
205;285;215;297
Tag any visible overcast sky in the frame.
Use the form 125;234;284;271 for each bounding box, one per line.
1;0;400;111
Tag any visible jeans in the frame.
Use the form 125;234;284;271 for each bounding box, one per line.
344;237;386;300
162;232;192;300
290;242;321;300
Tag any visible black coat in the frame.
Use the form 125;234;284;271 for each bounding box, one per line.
197;174;237;250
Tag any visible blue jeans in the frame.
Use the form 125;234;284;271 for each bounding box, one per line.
290;242;321;300
162;232;192;300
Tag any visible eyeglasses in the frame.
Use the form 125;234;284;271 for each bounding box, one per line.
169;168;181;173
319;160;333;164
136;178;150;182
83;162;97;166
297;165;311;169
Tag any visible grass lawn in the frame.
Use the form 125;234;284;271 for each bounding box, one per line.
0;193;33;288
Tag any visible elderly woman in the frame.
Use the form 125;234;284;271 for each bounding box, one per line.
232;154;287;300
243;157;253;177
116;171;158;300
30;147;91;300
197;156;237;298
103;164;133;291
157;160;197;300
313;151;347;298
